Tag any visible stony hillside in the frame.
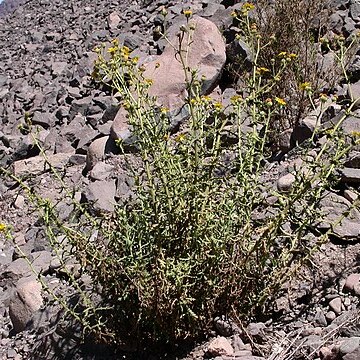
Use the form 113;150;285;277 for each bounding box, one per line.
0;0;26;17
1;0;360;359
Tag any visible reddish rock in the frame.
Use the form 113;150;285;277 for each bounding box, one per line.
111;16;226;142
344;273;360;293
144;16;226;109
9;276;43;333
206;336;234;357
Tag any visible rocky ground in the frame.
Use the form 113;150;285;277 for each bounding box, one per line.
2;0;360;359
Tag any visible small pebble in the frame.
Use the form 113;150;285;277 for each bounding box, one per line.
329;297;342;315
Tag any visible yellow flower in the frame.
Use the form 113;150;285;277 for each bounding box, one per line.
183;9;193;18
256;67;271;75
112;38;119;46
242;2;255;12
277;51;287;58
145;78;153;85
334;35;345;42
132;56;139;64
214;102;223;110
274;97;286;106
299;82;312;92
201;95;212;102
351;131;360;137
107;47;117;56
288;53;298;59
231;10;238;17
0;223;6;232
175;133;186;142
160;107;169;114
122;46;130;54
230;95;242;104
123;101;132;111
120;46;131;60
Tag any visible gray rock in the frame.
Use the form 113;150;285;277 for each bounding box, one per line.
9;276;43;333
107;11;121;30
247;322;267;343
348;55;360;82
110;107;134;144
68;154;86;165
12;153;70;177
350;0;360;22
84;179;116;213
291;115;318;145
348;81;360;109
343;347;360;359
201;3;225;18
5;258;32;279
339;168;360;183
85;136;119;171
277;128;293;152
89;162;114;181
68;97;92;121
214;316;237;337
31;111;56;129
51;61;68;77
326;311;337;323
318;192;360;240
329;297;342;315
231;334;246;351
344;273;360;293
343;189;358;203
339;337;360;356
277;173;296;193
315;309;328;327
340;337;360;356
344;151;360;168
227;37;253;68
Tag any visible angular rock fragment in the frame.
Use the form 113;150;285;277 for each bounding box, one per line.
9;276;43;333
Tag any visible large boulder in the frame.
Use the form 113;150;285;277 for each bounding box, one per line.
110;16;226;141
144;15;226;109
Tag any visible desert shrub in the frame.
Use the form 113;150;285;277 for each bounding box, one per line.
1;6;360;352
229;0;354;148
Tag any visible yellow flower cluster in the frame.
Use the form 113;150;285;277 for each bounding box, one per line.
183;9;193;18
106;39;133;62
230;95;243;104
277;52;298;62
256;67;271;75
0;223;6;232
351;131;360;137
274;97;286;106
299;82;312;92
189;96;224;111
242;2;255;13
